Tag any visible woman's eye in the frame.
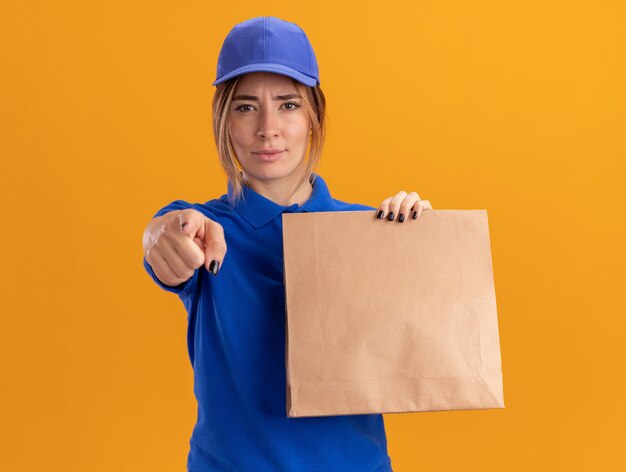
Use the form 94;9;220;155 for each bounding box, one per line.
235;102;299;112
235;104;254;112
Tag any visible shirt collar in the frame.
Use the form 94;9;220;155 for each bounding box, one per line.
227;173;333;229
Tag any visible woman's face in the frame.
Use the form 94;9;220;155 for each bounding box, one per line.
228;71;311;187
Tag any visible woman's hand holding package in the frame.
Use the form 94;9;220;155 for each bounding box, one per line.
376;191;433;222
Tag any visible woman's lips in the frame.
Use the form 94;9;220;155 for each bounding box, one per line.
253;151;285;162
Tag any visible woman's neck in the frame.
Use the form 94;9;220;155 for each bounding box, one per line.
242;173;313;207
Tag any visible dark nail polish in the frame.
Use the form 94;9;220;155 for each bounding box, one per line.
209;260;220;276
412;211;417;219
398;213;405;223
388;212;395;221
376;210;384;219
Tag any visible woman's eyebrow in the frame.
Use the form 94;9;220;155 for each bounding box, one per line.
232;93;301;101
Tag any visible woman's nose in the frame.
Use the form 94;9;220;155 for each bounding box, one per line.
256;108;280;138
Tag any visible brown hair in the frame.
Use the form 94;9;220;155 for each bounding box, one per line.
211;74;327;206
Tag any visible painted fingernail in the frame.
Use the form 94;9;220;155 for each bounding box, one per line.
377;210;384;219
209;260;220;276
412;211;418;219
388;212;395;221
398;213;405;223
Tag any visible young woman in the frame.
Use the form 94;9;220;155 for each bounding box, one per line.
142;16;432;471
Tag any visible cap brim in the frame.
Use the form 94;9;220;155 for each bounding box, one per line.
212;63;318;87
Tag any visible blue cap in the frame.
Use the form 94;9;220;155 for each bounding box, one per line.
212;16;320;87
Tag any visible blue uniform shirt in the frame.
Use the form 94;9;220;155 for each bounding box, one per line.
143;174;394;471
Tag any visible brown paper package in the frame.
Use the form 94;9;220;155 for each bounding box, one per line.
282;209;505;418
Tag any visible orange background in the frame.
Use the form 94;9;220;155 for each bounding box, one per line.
1;1;624;471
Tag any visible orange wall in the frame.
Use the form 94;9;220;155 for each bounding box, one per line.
1;1;624;471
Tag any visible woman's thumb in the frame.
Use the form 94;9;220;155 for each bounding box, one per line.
179;209;204;239
178;210;225;276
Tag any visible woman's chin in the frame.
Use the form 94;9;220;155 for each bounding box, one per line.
244;162;305;182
